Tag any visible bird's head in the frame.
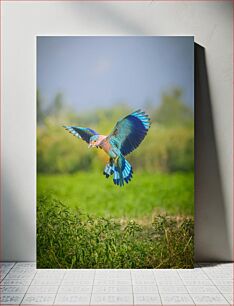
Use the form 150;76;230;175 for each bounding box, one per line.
88;135;100;148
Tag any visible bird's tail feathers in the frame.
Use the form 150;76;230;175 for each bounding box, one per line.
103;162;115;178
103;156;133;187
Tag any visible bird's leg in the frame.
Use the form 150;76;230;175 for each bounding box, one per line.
112;148;121;164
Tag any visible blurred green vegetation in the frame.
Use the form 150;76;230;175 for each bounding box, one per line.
37;172;194;218
37;88;194;174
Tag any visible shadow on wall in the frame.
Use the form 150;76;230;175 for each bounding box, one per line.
68;2;147;35
2;163;36;261
195;43;231;262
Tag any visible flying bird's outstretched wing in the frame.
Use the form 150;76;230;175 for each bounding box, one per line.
107;109;150;156
63;126;98;143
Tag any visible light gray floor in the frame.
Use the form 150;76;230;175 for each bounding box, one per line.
0;262;232;305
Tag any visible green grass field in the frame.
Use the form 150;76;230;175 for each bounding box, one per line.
37;171;194;219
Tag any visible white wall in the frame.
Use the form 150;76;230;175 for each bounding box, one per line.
1;1;232;261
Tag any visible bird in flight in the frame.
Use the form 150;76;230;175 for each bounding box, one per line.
63;110;150;186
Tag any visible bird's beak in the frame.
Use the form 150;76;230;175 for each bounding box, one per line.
88;143;92;148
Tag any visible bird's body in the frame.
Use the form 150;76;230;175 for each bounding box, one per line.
95;136;114;157
102;140;113;156
64;110;150;186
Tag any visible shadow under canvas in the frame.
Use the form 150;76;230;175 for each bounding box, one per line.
194;43;231;262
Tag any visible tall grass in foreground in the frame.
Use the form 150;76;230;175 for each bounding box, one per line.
37;196;194;269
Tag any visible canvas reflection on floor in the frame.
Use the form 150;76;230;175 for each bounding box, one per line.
37;36;194;268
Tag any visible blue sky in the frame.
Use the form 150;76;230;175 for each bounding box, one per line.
37;36;194;112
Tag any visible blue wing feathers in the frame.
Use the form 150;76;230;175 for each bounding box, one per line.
63;126;98;143
108;109;150;156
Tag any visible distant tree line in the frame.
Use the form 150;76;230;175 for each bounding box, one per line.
37;88;194;174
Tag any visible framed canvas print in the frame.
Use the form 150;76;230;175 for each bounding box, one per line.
37;36;194;269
